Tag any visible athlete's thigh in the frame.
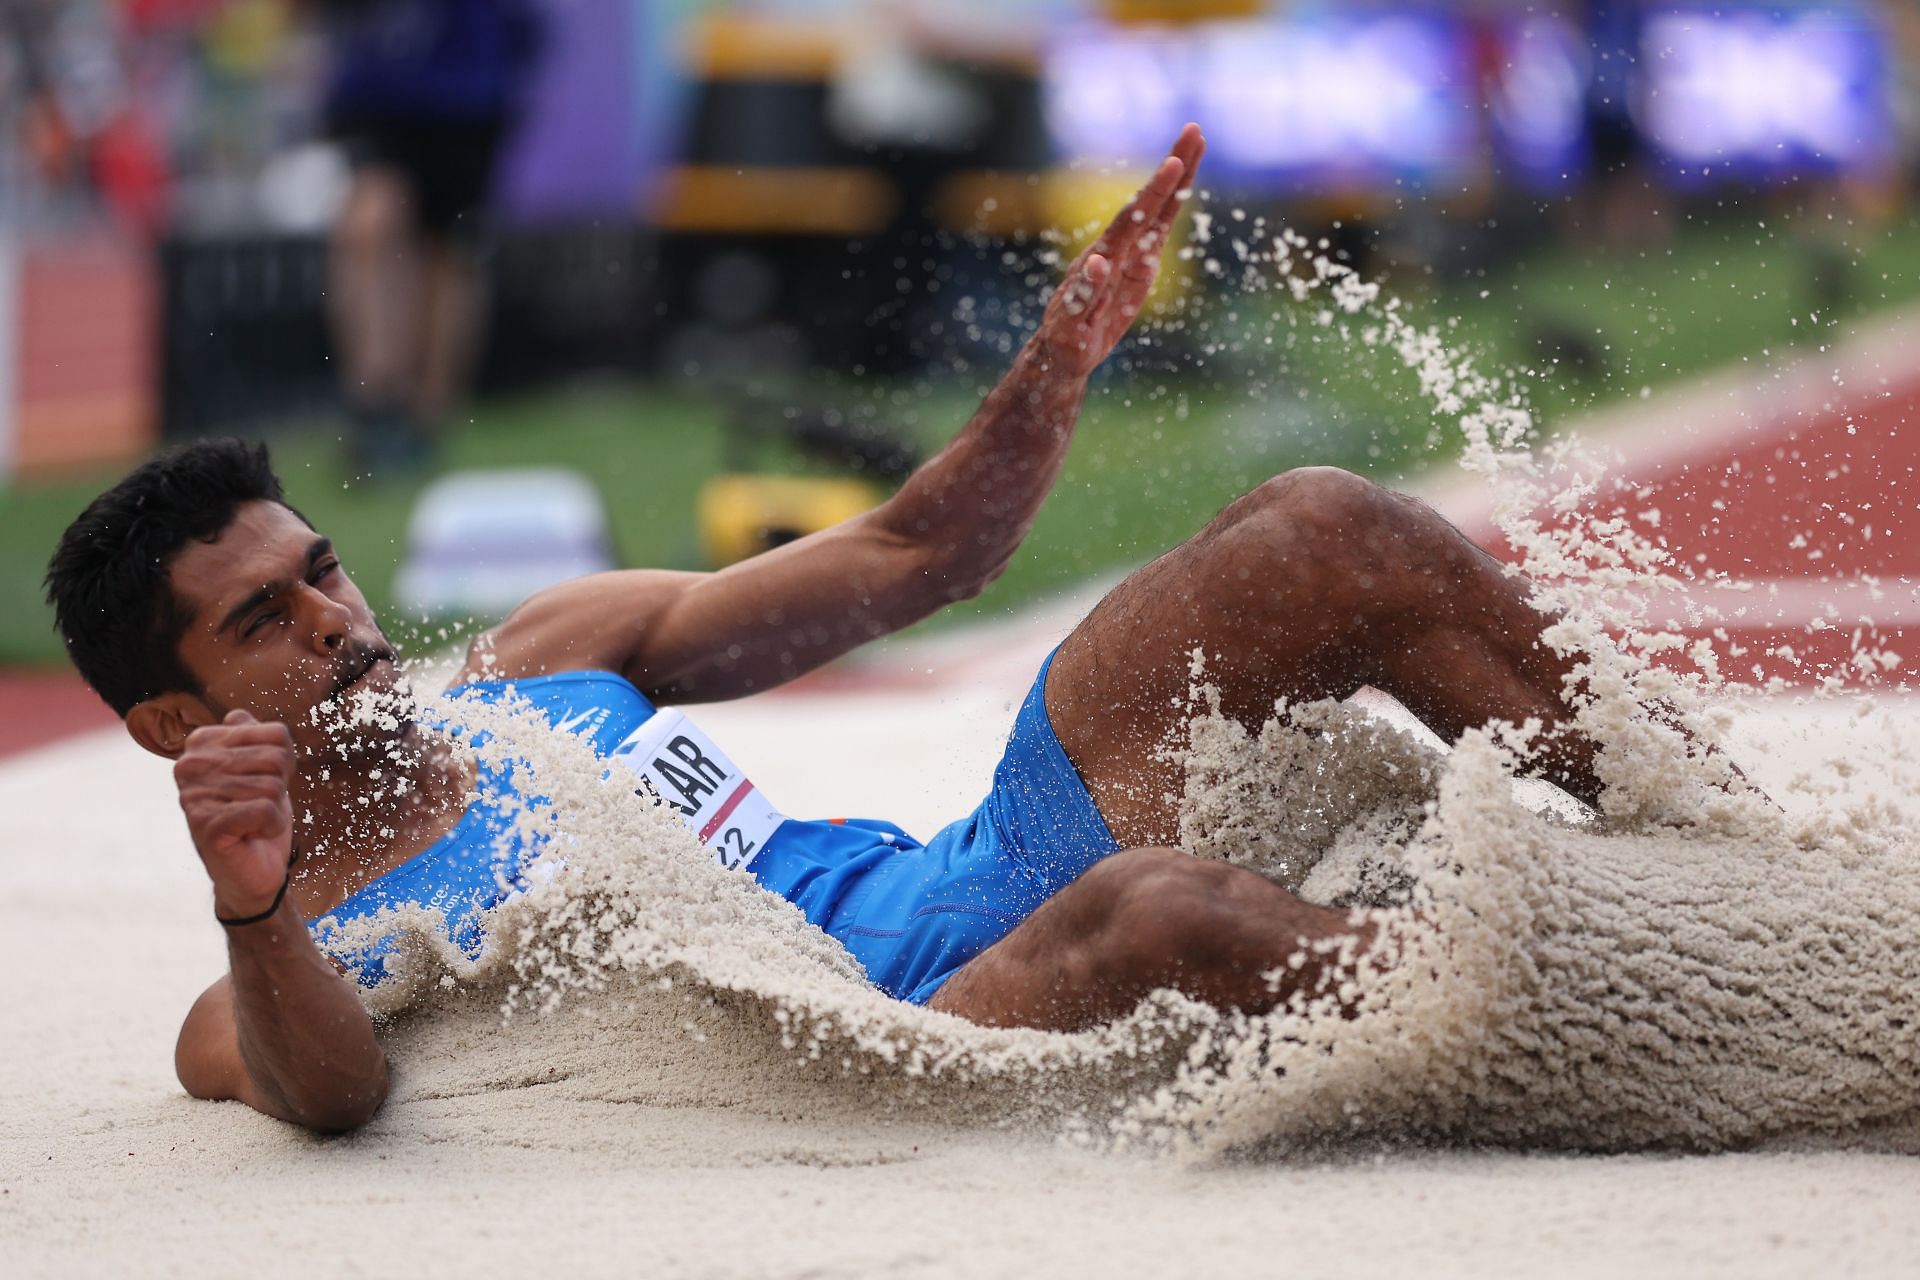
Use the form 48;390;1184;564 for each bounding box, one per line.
1044;494;1366;848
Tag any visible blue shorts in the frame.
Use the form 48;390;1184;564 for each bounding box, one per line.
813;648;1122;1004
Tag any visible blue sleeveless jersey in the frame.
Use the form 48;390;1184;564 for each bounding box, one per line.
309;664;1120;1003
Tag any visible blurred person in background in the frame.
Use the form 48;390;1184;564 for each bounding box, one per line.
1;0;169;234
1576;0;1667;246
317;0;543;474
2;0;77;209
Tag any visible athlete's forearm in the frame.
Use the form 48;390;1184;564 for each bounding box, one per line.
872;338;1090;598
224;902;390;1131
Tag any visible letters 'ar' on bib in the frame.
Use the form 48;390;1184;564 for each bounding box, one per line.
604;708;785;870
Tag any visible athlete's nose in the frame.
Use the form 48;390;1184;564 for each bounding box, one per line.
303;585;353;655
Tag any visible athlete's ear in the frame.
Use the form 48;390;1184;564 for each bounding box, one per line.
126;691;218;760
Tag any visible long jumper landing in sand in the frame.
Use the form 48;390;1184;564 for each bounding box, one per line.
46;124;1694;1134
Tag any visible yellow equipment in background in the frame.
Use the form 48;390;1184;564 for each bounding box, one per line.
696;472;887;568
1106;0;1266;22
1043;173;1198;320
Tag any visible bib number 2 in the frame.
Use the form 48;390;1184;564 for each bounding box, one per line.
605;709;785;871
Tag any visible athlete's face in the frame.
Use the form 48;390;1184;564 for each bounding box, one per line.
161;500;404;758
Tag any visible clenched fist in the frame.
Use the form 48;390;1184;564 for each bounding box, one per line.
173;710;296;920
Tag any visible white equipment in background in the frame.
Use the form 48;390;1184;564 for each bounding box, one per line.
393;468;616;620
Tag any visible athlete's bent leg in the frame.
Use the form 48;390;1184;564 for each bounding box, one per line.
1045;467;1599;847
926;847;1377;1031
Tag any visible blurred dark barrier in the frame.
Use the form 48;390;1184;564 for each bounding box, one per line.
482;225;655;392
158;236;334;439
158;226;656;439
647;14;1055;382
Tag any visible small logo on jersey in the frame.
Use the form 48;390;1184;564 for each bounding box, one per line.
552;707;607;738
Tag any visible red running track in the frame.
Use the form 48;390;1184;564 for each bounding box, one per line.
0;671;119;760
1446;328;1920;689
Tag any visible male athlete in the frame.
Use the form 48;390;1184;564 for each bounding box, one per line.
48;127;1610;1133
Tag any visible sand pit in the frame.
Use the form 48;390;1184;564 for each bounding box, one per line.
5;652;1920;1277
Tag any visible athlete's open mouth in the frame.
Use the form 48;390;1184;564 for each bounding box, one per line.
326;647;397;703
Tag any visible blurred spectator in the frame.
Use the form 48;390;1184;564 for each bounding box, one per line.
318;0;543;474
2;1;77;209
1575;0;1668;246
2;0;170;234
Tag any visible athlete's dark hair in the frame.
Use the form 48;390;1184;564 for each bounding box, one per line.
44;439;300;716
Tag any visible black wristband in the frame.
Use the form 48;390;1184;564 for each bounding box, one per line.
215;848;300;928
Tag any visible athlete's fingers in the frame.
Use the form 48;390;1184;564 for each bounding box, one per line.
1089;155;1184;266
187;719;292;748
1056;251;1110;318
182;726;294;764
1093;150;1199;340
1136;127;1203;238
193;745;295;778
1074;268;1131;341
178;768;288;799
196;799;290;847
178;767;291;803
1128;126;1206;281
188;773;293;804
1110;125;1204;264
1167;122;1205;191
174;743;295;786
1117;235;1165;291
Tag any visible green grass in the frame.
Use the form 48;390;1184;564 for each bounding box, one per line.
7;208;1919;669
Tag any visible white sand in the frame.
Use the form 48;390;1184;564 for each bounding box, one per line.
5;636;1920;1277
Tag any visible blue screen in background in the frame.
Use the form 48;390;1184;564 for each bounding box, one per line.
1046;12;1478;195
1045;4;1892;199
1637;3;1893;183
1488;15;1592;192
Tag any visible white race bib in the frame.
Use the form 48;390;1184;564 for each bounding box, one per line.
604;708;784;871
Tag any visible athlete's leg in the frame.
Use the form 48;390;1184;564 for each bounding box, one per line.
1046;466;1597;847
926;846;1377;1030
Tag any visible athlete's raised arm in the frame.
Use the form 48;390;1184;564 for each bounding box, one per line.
475;125;1205;702
171;711;390;1132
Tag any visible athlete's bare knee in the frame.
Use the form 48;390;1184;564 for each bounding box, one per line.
1099;849;1248;981
1194;468;1402;627
1251;469;1493;614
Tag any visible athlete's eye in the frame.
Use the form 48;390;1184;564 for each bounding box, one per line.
244;610;281;637
311;559;340;583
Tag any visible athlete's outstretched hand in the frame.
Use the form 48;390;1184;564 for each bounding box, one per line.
1034;123;1206;380
174;709;296;919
